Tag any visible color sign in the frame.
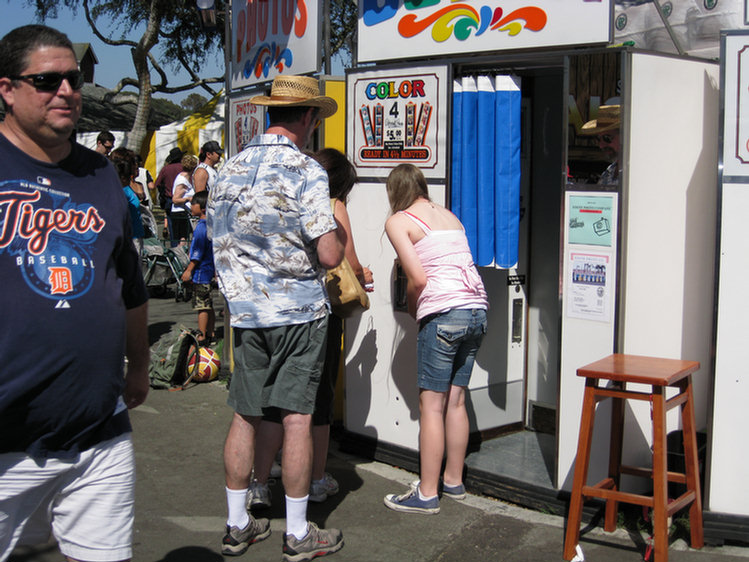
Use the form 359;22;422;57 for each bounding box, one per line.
347;66;448;178
358;0;612;63
230;0;321;89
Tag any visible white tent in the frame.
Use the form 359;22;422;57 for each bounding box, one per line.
145;92;225;178
77;92;225;180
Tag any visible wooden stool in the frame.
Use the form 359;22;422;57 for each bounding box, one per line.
563;354;704;562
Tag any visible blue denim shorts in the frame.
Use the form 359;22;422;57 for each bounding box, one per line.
417;308;487;392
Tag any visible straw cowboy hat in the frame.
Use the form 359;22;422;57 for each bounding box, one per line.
580;105;620;135
251;75;338;119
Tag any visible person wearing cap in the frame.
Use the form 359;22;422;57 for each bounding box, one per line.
579;104;620;186
208;75;345;561
193;140;222;193
154;146;186;245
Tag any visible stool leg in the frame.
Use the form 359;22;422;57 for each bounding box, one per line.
679;376;704;549
564;379;598;560
605;382;625;532
652;386;669;562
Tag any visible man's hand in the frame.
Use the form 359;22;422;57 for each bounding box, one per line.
125;303;150;409
124;362;149;409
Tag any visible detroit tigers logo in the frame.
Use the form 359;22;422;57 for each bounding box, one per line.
1;185;106;303
49;267;73;295
0;190;105;254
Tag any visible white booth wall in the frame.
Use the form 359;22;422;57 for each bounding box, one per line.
710;31;749;516
712;182;749;515
342;183;446;449
558;52;719;489
341;185;523;447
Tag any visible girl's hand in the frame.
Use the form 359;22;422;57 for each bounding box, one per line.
362;267;374;292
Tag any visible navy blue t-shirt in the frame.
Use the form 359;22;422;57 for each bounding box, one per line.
0;135;149;458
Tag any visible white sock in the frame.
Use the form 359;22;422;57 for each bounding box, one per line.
226;487;250;529
285;494;309;539
418;488;438;501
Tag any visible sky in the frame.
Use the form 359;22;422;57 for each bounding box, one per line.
2;2;223;105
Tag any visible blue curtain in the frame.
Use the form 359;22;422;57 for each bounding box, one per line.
451;75;521;268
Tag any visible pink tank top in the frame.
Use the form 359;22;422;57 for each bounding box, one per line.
401;211;488;322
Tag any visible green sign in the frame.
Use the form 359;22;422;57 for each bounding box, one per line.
568;195;616;247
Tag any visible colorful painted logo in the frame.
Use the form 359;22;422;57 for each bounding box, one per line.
0;185;103;303
235;0;309;78
362;0;547;42
244;43;293;79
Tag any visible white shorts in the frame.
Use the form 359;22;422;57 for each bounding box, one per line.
0;433;135;562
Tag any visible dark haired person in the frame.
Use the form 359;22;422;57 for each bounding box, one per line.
250;148;374;510
154;146;186;244
95;130;115;155
110;147;145;257
0;24;149;562
181;190;215;345
193;140;221;193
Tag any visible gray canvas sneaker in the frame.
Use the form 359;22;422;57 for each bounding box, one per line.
282;521;344;562
221;516;271;556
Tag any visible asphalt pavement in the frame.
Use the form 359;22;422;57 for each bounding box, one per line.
9;291;749;562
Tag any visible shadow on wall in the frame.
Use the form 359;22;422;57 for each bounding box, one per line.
343;312;380;444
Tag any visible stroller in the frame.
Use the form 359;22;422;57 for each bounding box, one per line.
141;238;192;302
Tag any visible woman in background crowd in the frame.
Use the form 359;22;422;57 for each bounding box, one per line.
110;148;145;257
248;148;374;509
171;153;198;244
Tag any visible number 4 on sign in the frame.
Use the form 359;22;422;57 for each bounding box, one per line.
390;102;399;117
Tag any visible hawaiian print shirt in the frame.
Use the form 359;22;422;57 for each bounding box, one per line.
207;134;336;329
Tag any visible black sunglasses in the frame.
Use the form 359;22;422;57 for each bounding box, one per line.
9;70;84;92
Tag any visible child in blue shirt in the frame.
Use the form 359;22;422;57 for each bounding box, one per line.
181;191;215;344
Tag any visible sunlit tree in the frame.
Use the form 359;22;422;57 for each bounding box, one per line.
23;0;226;151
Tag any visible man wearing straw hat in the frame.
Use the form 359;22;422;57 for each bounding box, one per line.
208;75;344;561
579;104;621;186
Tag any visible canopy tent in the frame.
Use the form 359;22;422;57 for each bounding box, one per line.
145;92;225;178
76;92;225;180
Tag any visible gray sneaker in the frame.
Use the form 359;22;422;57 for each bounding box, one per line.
282;521;344;562
221;517;271;556
246;479;272;510
309;472;339;503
